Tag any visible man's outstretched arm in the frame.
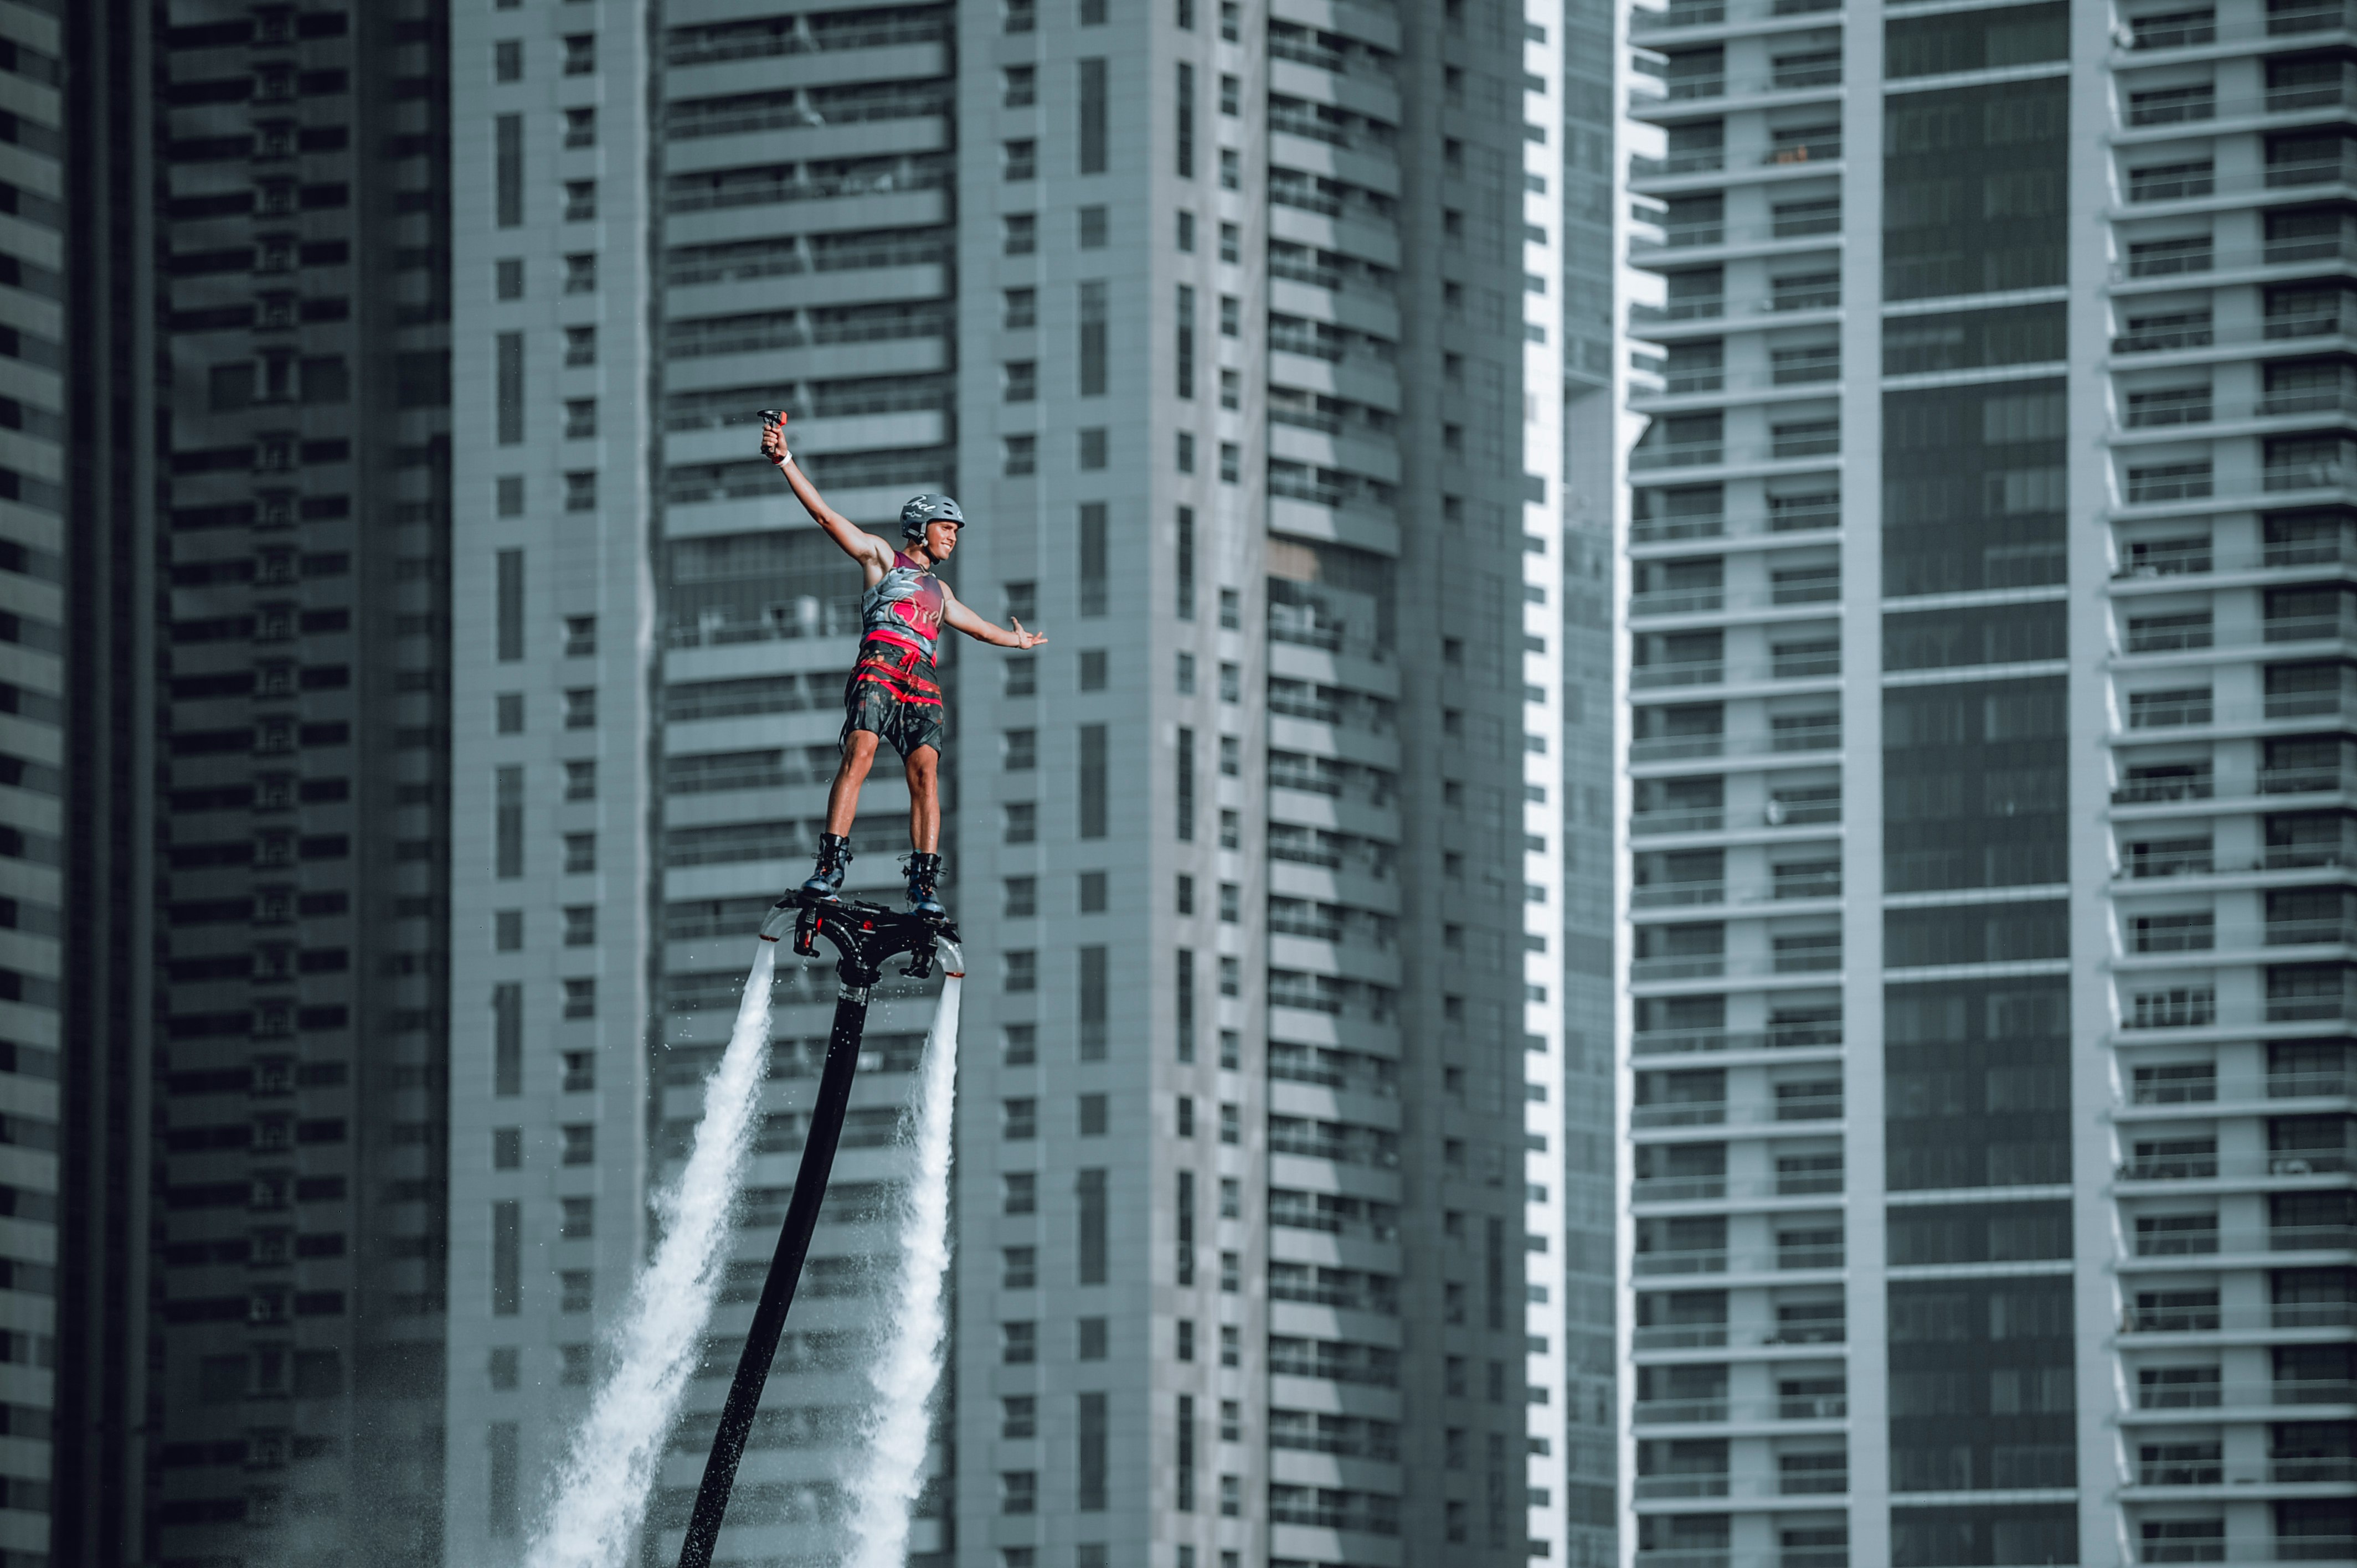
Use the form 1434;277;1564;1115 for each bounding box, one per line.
941;587;1048;650
763;415;889;572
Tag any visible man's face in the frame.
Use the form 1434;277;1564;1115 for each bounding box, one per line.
922;519;960;560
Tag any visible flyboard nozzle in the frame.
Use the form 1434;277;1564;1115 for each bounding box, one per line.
935;934;965;978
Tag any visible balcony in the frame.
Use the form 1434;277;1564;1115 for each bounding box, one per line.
2124;1151;2353;1182
1630;722;1840;765
1633;659;1728;690
2269;157;2357;191
1630;0;1841;34
2126;1300;2356;1333
1633;1172;1846;1204
1630;151;1729;180
1632;1393;1847;1425
1633;880;1728;908
2126;1;2357;48
1630;1092;1844;1128
1632;1024;1844;1056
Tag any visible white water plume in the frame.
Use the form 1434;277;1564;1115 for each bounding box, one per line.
524;943;778;1568
842;960;963;1568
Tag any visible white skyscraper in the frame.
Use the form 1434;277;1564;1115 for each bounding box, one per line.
1621;1;2356;1564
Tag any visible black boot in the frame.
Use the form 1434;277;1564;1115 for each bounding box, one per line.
801;833;852;901
905;852;945;917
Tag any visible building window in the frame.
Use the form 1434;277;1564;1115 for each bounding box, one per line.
1079;203;1108;249
1005;950;1037;992
1002;1249;1037;1291
1003;140;1037;181
1002;1173;1037;1215
563;107;595;147
1003;287;1037;328
1003;435;1037;476
564;471;596;512
563;833;595;874
1079;58;1108;173
1003;214;1037;255
560;1125;594;1165
1003;1098;1037;1140
563;978;595;1018
1176;61;1196;176
563;760;595;800
563;687;596;728
559;1198;593;1239
1004;361;1037;402
1004;802;1038;843
1219;442;1239;483
560;33;594;74
563;252;595;293
1002;65;1036;107
563;180;596;221
1003;729;1037;771
1003;876;1037;918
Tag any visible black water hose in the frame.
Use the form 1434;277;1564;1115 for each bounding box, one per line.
674;976;872;1568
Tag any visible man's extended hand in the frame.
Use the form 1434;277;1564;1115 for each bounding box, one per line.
760;414;791;469
1008;617;1048;650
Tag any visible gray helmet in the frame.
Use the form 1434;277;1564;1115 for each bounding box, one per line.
900;493;964;539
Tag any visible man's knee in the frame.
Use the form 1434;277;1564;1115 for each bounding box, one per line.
841;733;880;771
905;747;938;790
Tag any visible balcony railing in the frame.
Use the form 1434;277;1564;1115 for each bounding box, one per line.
2128;1148;2357;1181
2127;1301;2356;1333
1631;0;1841;32
1633;1394;1847;1425
1633;660;1727;689
1633;881;1727;907
1632;1024;1844;1056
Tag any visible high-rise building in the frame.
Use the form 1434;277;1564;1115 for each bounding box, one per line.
946;1;1562;1564
441;1;1601;1566
1557;0;1625;1560
0;1;66;1564
54;2;456;1562
1622;1;2357;1564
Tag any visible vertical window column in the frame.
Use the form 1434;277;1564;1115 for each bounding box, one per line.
492;981;522;1092
1080;282;1108;397
495;768;523;879
496;548;524;658
1176;726;1196;840
1078;1391;1108;1511
1079;58;1108;174
1176;61;1196;177
494;114;522;227
1080;723;1108;838
491;1199;520;1313
1078;1168;1108;1283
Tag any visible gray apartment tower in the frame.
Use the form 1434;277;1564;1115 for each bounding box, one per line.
0;0;64;1564
439;0;1601;1565
1622;0;2356;1564
53;1;458;1562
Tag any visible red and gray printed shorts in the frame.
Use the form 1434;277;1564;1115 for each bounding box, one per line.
841;642;945;759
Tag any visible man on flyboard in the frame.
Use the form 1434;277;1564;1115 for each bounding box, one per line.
760;412;1046;918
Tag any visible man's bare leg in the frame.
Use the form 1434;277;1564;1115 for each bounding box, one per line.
904;745;940;855
825;732;881;836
